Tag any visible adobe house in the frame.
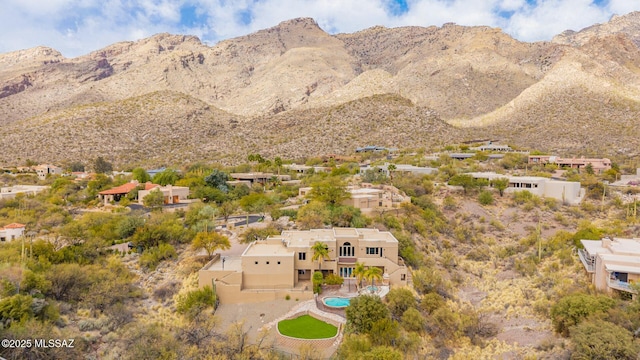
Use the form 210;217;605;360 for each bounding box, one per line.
199;228;408;304
528;155;612;174
98;181;158;205
579;237;640;299
137;185;189;205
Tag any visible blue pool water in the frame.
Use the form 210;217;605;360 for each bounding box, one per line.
323;297;351;308
366;285;378;292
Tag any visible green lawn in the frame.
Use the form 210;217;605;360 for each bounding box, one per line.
277;315;338;339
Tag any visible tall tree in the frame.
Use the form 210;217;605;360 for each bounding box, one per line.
142;190;165;211
132;167;151;183
192;232;230;259
490;178;509;197
204;169;230;193
152;168;180;186
365;266;383;290
353;262;366;291
311;242;329;271
309;177;349;206
93;156;113;174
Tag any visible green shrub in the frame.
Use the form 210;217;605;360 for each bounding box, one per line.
478;190;494;205
325;273;344;285
139;243;177;270
312;271;324;294
176;286;216;316
550;293;616;337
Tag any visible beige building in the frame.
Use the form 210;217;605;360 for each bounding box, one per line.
579;237;640;297
468;172;584;205
528;155;612;174
137;185;189;205
199;228;409;304
34;164;63;180
299;183;410;213
0;185;49;200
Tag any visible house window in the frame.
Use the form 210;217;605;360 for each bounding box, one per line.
401;274;406;281
298;252;306;260
254;261;258;265
266;261;270;265
277;261;281;265
339;242;354;257
366;247;379;255
298;270;305;275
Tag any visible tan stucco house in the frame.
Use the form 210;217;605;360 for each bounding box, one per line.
199;228;409;304
299;183;410;213
137;185;189;205
579;237;640;298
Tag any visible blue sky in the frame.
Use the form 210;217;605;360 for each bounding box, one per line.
0;0;638;57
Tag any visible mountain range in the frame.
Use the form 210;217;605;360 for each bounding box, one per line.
2;13;640;167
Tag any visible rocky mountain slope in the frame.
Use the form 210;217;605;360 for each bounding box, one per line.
2;13;640;166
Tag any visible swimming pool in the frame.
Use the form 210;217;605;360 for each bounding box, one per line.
366;285;378;292
323;297;351;308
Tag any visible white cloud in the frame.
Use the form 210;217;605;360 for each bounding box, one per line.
0;0;637;57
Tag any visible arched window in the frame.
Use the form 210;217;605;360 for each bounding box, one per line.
340;242;354;257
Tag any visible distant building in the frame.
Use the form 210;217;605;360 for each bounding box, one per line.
579;237;640;298
138;185;190;205
229;172;291;186
528;156;612;174
0;223;25;242
299;183;410;213
282;164;331;174
359;163;437;177
355;146;397;153
34;164;63;180
0;185;49;200
467;172;584;204
98;181;159;205
469;142;513;152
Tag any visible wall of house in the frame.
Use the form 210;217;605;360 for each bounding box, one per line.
0;227;24;241
241;254;295;289
544;181;582;204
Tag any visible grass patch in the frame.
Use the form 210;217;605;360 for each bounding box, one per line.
277;315;338;339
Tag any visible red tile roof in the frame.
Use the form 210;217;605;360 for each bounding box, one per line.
0;223;26;229
99;182;158;195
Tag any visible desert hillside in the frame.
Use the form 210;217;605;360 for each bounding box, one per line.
2;13;640;165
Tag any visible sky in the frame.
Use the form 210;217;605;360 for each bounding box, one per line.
1;0;638;58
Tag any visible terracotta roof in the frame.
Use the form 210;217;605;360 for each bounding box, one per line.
0;223;26;229
99;182;158;195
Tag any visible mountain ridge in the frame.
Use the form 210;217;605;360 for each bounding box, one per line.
2;13;640;166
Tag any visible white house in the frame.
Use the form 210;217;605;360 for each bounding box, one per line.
0;223;26;242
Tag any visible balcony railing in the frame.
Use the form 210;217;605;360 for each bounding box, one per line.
338;257;356;264
577;249;595;273
607;276;637;294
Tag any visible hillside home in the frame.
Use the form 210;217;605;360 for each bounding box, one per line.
98;181;159;205
528;155;612;174
469;142;513;152
199;228;408;303
299;184;410;213
228;172;291;186
359;163;438;177
137;185;190;205
283;164;331;174
0;185;49;200
0;223;25;242
35;164;63;180
468;172;584;204
579;237;640;297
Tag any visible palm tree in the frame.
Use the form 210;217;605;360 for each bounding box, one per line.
364;266;383;292
353;262;366;291
311;241;329;272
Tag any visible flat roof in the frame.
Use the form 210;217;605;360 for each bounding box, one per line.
275;228;397;247
581;238;640;256
243;242;293;256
